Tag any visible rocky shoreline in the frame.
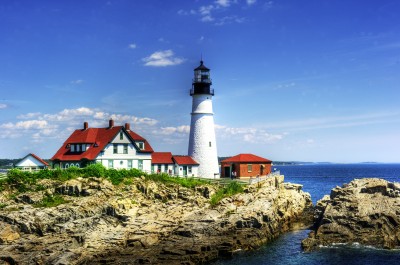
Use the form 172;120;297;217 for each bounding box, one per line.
0;175;312;264
302;178;400;251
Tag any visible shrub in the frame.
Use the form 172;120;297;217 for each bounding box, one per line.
82;163;106;178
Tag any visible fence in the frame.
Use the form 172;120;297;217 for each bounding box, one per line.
247;170;281;185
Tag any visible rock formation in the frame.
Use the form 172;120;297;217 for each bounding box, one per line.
0;175;312;264
302;178;400;251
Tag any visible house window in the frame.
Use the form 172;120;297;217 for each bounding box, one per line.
188;166;192;174
164;164;169;172
113;144;118;154
247;164;252;172
76;144;80;152
157;165;161;173
71;145;75;152
128;160;132;168
120;132;123;140
81;144;86;152
138;160;143;170
123;144;128;154
138;142;144;150
108;160;114;168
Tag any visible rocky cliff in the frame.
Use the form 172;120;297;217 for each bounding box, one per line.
0;175;312;264
302;178;400;251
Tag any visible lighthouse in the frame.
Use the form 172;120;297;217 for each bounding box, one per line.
188;60;219;179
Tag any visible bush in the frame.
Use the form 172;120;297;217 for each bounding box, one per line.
6;169;36;192
82;163;106;178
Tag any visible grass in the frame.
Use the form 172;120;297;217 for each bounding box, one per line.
145;173;211;188
34;194;69;208
210;181;244;207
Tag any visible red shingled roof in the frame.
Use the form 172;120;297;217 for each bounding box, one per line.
152;152;174;164
221;154;272;163
51;125;153;162
172;156;199;165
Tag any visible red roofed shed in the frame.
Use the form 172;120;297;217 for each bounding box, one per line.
220;153;272;179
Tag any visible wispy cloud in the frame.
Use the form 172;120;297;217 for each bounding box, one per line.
178;0;258;26
128;43;137;49
0;103;8;109
142;50;186;67
263;111;400;132
246;0;257;5
70;79;84;85
215;124;284;143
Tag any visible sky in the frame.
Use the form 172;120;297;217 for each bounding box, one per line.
0;0;399;163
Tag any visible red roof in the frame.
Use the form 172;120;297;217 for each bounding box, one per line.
221;154;272;163
29;153;49;166
172;156;199;165
152;152;174;164
51;125;153;162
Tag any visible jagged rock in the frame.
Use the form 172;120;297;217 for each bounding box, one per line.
302;178;400;251
0;176;312;264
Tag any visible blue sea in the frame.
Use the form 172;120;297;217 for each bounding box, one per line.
212;163;400;265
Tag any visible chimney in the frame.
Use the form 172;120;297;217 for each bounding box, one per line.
109;119;114;128
125;123;131;131
83;122;88;130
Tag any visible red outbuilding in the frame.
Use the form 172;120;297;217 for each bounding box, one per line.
220;153;272;179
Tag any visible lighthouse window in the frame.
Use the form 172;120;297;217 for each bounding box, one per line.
209;141;212;147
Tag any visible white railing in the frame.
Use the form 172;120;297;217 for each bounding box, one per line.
248;170;280;185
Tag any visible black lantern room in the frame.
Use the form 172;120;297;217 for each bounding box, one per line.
190;60;214;96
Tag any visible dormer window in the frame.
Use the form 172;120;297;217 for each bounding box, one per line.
138;142;144;150
71;144;75;152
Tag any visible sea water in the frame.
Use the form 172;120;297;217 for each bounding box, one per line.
211;164;400;265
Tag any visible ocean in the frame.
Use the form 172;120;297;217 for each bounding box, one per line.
211;163;400;265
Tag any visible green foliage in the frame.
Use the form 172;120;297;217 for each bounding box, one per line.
34;193;69;208
82;163;106;177
145;173;210;188
6;169;36;192
0;203;7;209
210;181;244;207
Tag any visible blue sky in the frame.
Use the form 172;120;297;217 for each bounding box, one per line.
1;0;399;163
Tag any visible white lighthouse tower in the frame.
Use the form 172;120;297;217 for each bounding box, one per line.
188;60;219;179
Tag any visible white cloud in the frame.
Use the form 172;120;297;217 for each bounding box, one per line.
142;50;186;67
246;0;257;5
155;125;190;135
0;107;159;142
128;43;137;49
0;103;8;109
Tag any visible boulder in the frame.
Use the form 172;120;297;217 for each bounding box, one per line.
302;178;400;251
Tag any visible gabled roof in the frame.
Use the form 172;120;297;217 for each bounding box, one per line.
221;154;272;163
152;152;174;164
173;156;199;165
16;153;49;167
51;125;153;162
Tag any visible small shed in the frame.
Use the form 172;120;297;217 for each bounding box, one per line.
220;153;272;179
15;153;49;171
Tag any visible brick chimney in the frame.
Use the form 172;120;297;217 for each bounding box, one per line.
109;119;114;128
83;122;88;130
125;123;131;131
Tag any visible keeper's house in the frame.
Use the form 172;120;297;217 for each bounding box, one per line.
51;120;153;171
220;153;272;179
